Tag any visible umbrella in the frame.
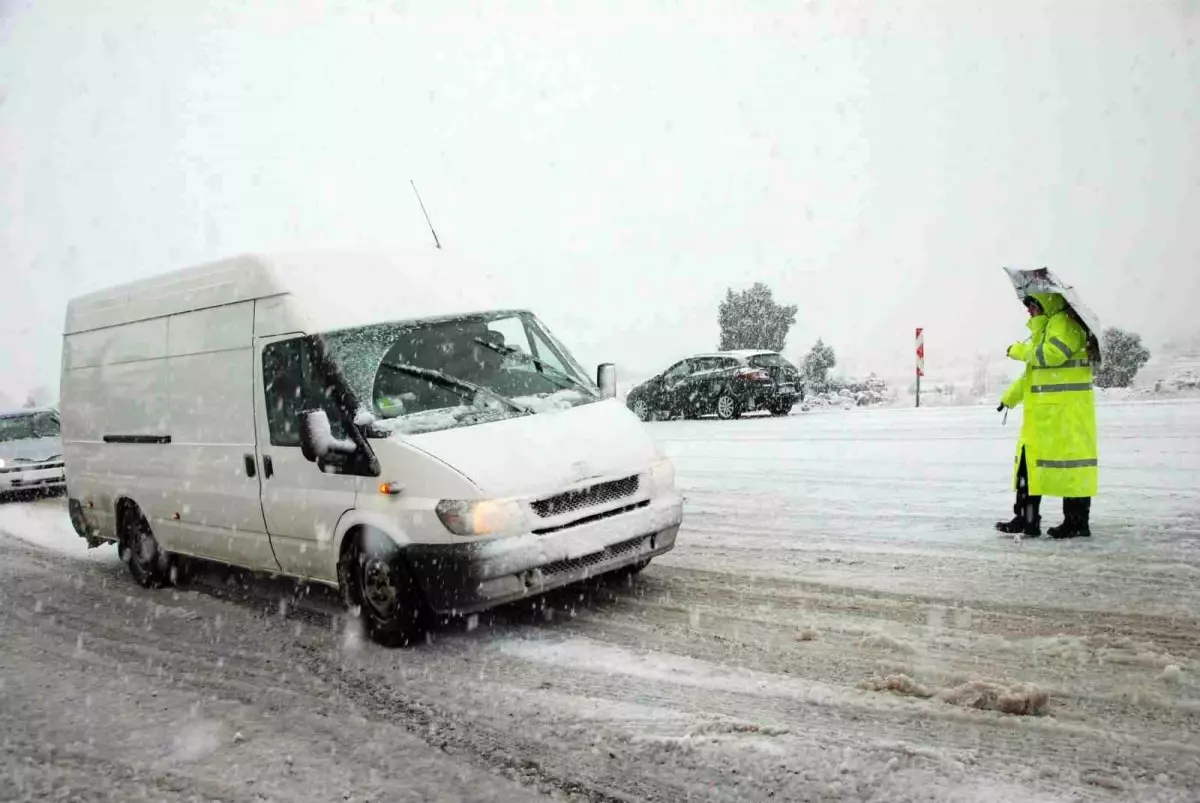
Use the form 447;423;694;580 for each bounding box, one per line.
1002;266;1105;364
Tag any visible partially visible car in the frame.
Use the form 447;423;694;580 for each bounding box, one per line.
626;350;803;421
0;407;66;499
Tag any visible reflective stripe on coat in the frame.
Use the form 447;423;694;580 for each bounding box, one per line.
1000;293;1099;498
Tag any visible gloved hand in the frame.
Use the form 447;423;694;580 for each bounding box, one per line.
997;403;1005;412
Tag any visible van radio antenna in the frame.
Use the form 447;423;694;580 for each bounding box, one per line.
410;180;442;250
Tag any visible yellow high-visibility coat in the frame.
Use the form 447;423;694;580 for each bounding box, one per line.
1000;292;1098;498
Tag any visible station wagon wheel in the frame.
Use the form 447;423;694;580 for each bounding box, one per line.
716;394;741;420
341;532;427;647
122;509;173;589
631;398;650;421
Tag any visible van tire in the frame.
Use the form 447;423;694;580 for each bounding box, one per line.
340;531;427;648
120;506;173;589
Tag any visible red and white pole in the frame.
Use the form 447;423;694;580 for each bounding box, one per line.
915;327;925;408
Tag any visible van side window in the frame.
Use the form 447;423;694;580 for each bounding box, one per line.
263;339;346;447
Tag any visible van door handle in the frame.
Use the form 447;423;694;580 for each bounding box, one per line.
244;454;257;478
263;455;274;479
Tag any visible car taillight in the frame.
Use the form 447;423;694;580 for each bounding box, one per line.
737;368;770;381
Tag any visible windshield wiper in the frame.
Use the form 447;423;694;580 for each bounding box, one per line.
378;362;532;415
472;338;597;397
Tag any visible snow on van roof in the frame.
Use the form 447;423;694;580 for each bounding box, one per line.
64;250;526;335
269;250;526;333
0;407;57;418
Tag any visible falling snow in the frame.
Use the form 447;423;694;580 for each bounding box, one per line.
1;400;1198;800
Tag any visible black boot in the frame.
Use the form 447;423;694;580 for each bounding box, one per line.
1049;498;1091;539
997;448;1041;536
996;495;1041;536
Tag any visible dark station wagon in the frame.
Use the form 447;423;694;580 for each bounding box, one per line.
626;350;803;421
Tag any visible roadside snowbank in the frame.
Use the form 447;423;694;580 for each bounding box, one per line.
0;499;119;563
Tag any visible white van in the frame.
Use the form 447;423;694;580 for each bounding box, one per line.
0;407;66;498
61;252;682;645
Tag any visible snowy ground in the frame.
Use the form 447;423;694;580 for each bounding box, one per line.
1;401;1198;801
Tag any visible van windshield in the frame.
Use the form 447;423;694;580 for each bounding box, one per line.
0;412;59;443
320;311;601;436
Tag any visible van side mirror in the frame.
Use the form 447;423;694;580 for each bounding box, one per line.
299;409;357;463
597;363;617;399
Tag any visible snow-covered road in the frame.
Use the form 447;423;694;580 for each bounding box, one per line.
2;401;1198;802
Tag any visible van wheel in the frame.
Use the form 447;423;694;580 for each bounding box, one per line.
121;509;173;589
716;394;741;420
770;402;793;417
340;531;427;647
631;399;649;421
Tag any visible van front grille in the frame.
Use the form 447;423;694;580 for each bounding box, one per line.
530;475;639;519
532;501;649;536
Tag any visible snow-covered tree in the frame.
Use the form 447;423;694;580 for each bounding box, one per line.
1095;327;1151;389
717;283;797;352
801;338;837;392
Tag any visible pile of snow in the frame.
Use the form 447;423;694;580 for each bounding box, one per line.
511;389;590;413
801;374;897;410
371;406;477;435
860;673;932;699
0;499;119;564
358;390;589;436
1094;372;1200;402
939;680;1050;716
857;633;916;654
794;627;820;642
1153;367;1200;394
860;673;1051;716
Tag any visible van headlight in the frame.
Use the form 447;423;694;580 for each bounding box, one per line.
650;457;676;491
435;499;527;536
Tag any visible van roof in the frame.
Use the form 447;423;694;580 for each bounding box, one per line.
0;407;57;418
64;250;526;335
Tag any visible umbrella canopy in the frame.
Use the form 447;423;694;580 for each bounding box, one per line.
1002;267;1105;363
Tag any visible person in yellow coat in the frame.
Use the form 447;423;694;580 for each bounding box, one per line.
995;292;1098;538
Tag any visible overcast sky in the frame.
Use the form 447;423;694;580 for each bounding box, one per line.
2;0;1198;402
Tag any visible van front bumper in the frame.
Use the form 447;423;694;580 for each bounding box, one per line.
0;465;66;495
406;492;683;615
